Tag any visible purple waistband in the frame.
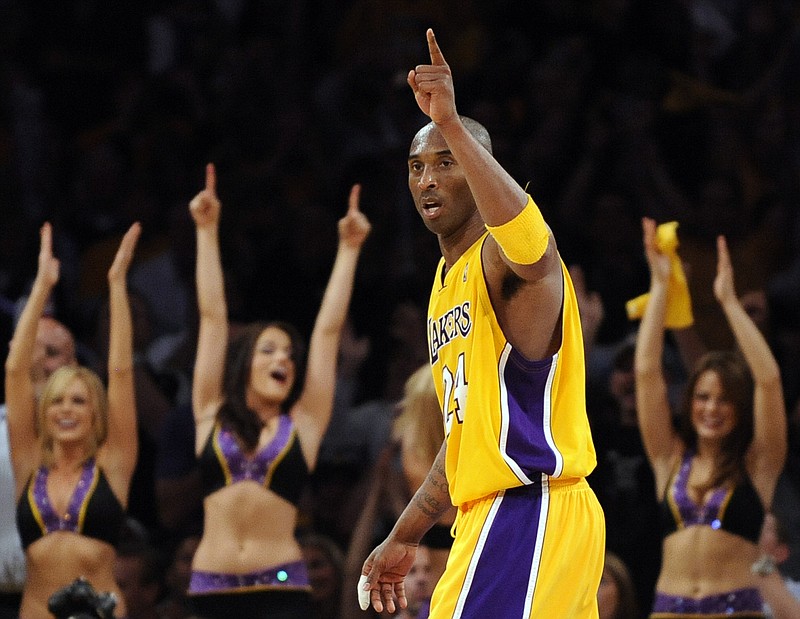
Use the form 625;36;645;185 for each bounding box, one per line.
189;560;309;593
652;587;763;615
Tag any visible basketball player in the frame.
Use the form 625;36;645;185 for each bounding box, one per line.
358;28;605;618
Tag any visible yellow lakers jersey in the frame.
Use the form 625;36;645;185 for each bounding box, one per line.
427;231;597;506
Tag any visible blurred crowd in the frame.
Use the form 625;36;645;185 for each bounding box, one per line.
1;1;800;617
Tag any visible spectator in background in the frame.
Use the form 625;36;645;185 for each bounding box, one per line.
299;532;345;619
755;512;800;619
588;336;661;614
186;164;370;618
158;533;200;619
309;298;428;550
114;538;166;619
634;218;787;617
597;551;639;619
390;544;433;619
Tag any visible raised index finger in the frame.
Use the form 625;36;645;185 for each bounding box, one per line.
205;162;217;194
40;222;53;255
348;183;361;214
427;28;447;66
121;222;142;254
716;235;731;269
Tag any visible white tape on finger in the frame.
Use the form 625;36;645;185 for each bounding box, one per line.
357;574;370;611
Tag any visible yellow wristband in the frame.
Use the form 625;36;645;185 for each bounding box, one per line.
485;195;550;265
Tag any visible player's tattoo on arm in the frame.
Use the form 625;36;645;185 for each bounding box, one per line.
413;455;450;519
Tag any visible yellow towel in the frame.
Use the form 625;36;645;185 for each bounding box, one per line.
626;221;694;328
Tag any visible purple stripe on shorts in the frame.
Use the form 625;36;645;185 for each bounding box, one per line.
457;482;544;618
652;587;763;614
501;347;558;477
189;560;309;593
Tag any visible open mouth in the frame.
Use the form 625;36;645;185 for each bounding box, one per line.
422;200;442;216
270;369;288;384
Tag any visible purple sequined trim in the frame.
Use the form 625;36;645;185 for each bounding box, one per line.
31;458;96;535
189;560;310;593
216;416;292;485
652;588;763;614
672;451;729;528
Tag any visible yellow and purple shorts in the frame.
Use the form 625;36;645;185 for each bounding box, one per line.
430;476;604;618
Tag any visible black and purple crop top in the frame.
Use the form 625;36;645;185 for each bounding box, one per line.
16;458;125;550
198;416;309;507
659;450;764;544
